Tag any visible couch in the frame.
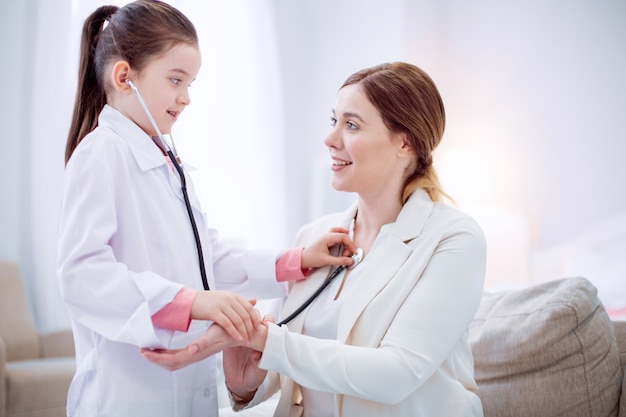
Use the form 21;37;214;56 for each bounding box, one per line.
469;277;625;417
0;261;75;417
220;277;625;417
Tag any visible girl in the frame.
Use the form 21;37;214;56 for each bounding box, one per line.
57;2;354;416
145;62;487;417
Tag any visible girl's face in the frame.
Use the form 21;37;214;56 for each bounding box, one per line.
324;83;412;199
125;43;201;137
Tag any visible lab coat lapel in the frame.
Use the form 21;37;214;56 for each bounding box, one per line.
337;190;434;342
98;106;199;211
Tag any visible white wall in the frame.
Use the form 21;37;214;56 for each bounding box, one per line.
1;0;625;331
271;0;626;298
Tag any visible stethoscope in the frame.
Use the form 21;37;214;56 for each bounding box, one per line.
126;78;366;311
277;247;364;326
126;79;210;291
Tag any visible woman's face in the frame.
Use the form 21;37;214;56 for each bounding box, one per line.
324;83;411;199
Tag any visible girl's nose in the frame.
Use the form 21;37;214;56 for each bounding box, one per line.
177;90;190;106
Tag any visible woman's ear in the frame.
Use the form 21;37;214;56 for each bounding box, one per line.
396;132;413;158
111;60;133;93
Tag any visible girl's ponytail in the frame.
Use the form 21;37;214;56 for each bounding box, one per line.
65;6;118;165
65;1;198;165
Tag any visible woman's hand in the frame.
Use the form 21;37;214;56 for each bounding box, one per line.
223;314;274;402
191;291;261;343
141;322;235;371
301;227;357;269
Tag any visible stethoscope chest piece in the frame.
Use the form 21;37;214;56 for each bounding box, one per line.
350;247;364;269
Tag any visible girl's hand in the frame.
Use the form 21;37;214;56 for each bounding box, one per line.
141;322;235;371
301;227;357;269
191;291;261;343
140;314;270;372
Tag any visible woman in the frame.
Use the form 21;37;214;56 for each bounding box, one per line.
144;62;486;417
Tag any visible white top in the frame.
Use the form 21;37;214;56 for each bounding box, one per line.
57;105;285;417
301;224;390;417
243;189;486;417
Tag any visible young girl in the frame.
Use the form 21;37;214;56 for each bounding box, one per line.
57;2;354;416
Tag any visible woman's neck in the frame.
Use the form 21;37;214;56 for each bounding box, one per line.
353;194;403;253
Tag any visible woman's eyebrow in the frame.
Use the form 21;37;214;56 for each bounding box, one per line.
331;109;365;123
342;111;365;123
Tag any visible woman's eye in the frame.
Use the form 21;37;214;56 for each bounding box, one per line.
330;116;337;127
347;121;358;130
171;78;181;85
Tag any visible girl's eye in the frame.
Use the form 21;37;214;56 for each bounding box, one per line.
330;116;337;127
171;78;181;85
347;121;358;130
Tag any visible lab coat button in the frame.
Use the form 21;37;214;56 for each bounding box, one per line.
203;387;211;398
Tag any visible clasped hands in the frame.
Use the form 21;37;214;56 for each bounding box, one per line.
140;310;271;372
141;311;271;403
141;228;356;400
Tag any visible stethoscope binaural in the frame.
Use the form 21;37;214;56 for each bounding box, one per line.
126;79;210;291
277;247;364;326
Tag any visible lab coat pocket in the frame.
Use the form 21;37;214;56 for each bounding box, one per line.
66;351;97;416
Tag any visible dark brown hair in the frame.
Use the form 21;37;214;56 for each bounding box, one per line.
341;62;449;203
65;0;198;164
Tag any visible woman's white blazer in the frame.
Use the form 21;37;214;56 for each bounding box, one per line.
246;189;486;417
57;105;284;417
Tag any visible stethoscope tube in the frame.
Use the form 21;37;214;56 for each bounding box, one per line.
166;149;210;291
126;79;209;291
277;265;347;326
277;247;363;326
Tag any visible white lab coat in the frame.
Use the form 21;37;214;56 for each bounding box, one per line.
57;105;285;417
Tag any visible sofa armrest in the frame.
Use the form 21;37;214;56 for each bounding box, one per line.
39;329;75;358
0;335;7;417
613;321;626;367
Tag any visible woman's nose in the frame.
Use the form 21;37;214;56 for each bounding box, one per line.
324;129;341;149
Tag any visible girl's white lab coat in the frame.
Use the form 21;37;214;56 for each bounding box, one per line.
57;105;284;417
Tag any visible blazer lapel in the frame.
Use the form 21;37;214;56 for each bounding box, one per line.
279;190;434;341
337;190;434;342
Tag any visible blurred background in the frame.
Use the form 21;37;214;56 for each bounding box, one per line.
1;0;625;333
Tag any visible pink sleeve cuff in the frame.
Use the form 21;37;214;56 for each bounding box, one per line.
151;287;198;332
276;247;308;282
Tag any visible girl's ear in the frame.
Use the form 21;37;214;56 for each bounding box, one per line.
111;60;132;93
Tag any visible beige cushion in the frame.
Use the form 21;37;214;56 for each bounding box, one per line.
469;277;623;417
0;262;40;361
6;357;74;417
619;368;626;417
